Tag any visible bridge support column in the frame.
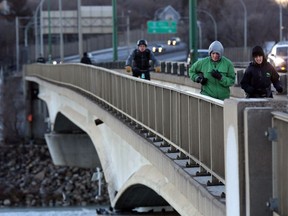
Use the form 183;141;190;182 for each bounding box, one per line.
45;133;101;168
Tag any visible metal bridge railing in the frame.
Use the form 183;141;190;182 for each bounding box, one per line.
24;63;288;216
24;63;226;184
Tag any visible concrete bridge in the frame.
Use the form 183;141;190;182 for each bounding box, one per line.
24;63;288;216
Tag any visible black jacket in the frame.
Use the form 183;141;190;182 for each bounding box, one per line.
125;49;159;70
81;56;92;64
240;59;282;98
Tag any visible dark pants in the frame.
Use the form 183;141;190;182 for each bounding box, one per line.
132;68;150;80
246;88;273;98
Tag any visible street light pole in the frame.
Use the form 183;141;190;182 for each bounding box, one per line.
279;5;283;41
197;21;202;49
16;17;19;72
239;0;247;49
33;0;45;60
189;0;198;63
126;10;131;55
77;0;83;59
197;9;217;40
59;0;64;62
112;0;118;61
276;0;288;41
48;0;52;63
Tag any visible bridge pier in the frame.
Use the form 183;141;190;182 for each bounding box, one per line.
45;133;101;168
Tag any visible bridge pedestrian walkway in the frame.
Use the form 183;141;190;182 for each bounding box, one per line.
24;63;288;216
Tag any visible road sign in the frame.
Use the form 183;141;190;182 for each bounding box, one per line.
147;21;177;34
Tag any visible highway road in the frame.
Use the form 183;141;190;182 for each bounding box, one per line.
61;41;188;64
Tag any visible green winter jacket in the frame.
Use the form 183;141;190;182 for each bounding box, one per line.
189;56;235;100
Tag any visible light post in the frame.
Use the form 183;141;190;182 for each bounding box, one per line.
77;0;83;59
34;0;45;60
239;0;247;50
275;0;288;41
47;0;52;63
59;0;64;63
280;4;283;41
126;10;131;55
16;16;31;72
112;0;118;61
197;9;217;40
189;0;198;63
16;17;19;72
197;21;202;48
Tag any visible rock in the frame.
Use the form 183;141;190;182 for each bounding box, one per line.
0;143;109;207
3;199;11;206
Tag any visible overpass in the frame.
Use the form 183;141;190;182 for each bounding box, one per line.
24;63;288;216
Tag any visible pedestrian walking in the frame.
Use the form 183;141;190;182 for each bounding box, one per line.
189;40;236;100
240;45;283;98
81;52;92;64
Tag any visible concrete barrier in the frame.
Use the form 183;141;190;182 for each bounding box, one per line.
166;62;172;74
172;62;178;75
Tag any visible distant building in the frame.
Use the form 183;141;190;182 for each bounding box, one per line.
41;6;113;34
154;5;180;22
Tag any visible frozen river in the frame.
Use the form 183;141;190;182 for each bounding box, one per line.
0;207;98;216
0;206;179;216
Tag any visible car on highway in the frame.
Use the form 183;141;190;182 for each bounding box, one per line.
152;44;166;53
267;41;288;72
167;37;181;46
187;49;209;65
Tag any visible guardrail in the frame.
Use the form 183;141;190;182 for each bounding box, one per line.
95;60;288;95
24;63;288;216
25;63;226;184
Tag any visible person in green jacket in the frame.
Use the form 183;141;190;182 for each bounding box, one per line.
189;41;235;100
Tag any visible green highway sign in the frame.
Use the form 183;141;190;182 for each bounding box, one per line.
147;20;177;34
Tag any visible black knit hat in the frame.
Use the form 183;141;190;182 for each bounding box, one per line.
252;46;265;57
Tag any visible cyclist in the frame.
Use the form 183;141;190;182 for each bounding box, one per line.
125;39;161;80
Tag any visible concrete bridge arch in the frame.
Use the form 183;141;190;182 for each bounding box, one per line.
32;77;209;215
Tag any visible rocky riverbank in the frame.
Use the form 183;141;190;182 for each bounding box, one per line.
0;143;109;208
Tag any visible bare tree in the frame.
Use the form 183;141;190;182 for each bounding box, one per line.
2;75;25;143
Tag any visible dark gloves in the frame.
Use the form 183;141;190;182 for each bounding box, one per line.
196;75;208;85
276;86;283;93
211;70;222;80
246;87;255;95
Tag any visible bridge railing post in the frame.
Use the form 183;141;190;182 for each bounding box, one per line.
279;74;287;95
160;61;166;73
224;99;287;216
235;69;244;86
166;62;172;74
178;63;185;76
172;62;178;75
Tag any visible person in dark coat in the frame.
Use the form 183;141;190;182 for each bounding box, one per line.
81;52;92;64
125;39;160;80
36;54;46;63
240;46;283;98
